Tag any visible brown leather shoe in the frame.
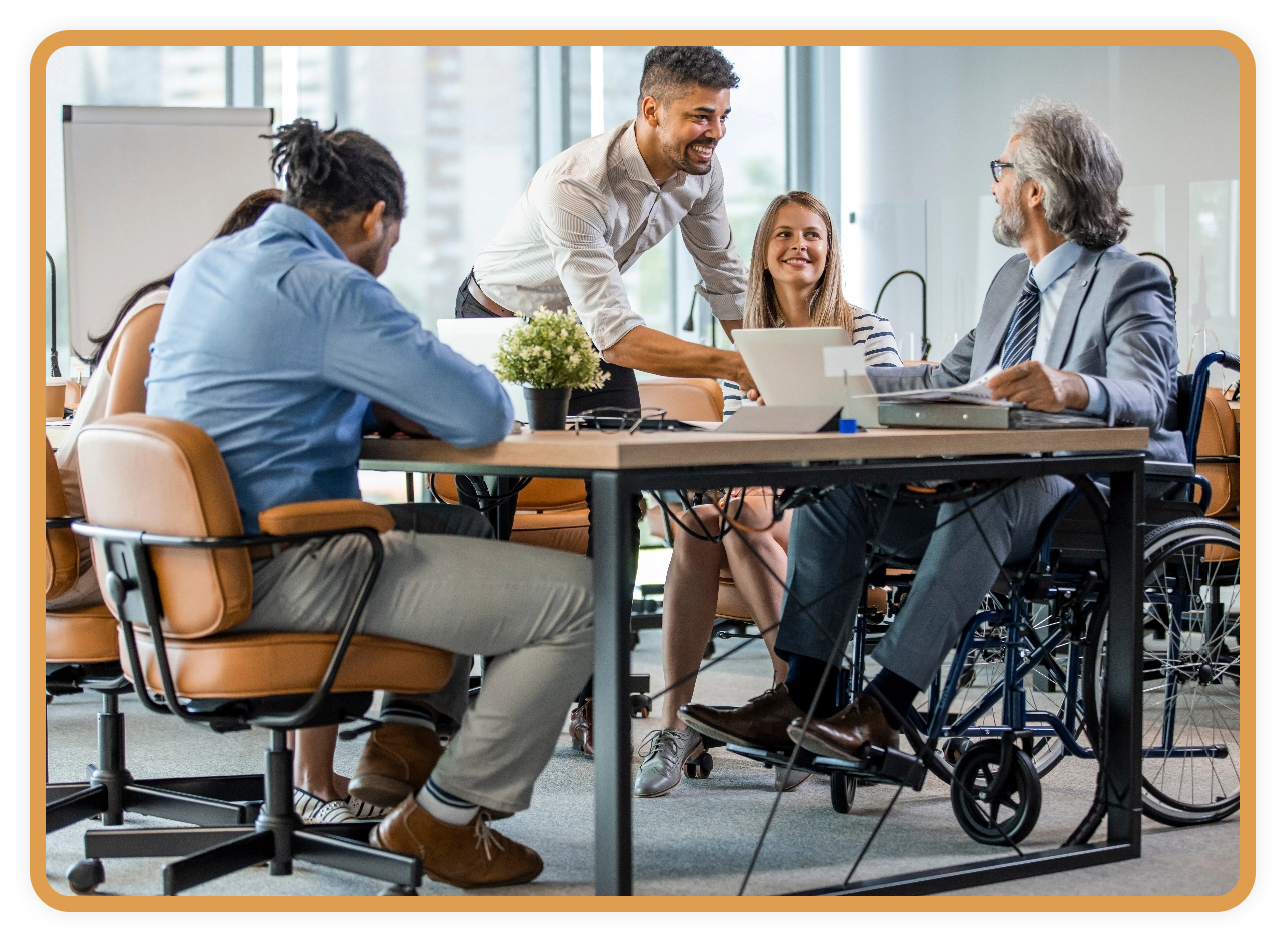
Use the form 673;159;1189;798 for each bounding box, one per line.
371;795;543;889
678;685;802;753
569;698;593;757
349;722;444;808
786;694;900;761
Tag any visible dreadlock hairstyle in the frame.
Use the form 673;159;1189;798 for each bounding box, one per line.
83;188;284;369
267;118;406;224
638;46;739;108
742;191;854;335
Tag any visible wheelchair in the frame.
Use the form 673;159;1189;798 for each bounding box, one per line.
728;352;1241;846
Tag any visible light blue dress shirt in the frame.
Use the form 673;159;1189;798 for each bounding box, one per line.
1026;240;1107;416
146;203;514;532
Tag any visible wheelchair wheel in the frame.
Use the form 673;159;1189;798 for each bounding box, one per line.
940;608;1085;779
949;740;1042;845
830;772;857;814
1084;517;1240;826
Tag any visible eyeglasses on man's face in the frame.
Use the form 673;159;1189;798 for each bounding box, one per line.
990;160;1015;183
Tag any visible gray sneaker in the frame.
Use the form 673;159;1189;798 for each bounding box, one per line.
633;728;706;798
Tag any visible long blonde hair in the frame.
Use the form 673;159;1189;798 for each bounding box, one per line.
743;191;852;333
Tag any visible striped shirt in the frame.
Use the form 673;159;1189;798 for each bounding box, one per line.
471;119;748;353
721;306;902;417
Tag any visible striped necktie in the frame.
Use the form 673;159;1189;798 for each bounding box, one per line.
999;271;1042;369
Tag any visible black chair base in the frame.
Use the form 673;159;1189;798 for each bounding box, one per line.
74;729;423;896
46;690;263;834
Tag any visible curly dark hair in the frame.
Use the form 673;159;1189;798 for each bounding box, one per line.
638;46;739;108
265;118;405;223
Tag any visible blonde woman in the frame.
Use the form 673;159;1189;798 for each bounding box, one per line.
634;191;902;798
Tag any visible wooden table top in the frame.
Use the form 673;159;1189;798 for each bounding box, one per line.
360;425;1150;473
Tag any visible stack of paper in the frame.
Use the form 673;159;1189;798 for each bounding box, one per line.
877;366;1015;406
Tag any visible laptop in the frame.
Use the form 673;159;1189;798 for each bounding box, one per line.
731;327;885;428
436;317;527;420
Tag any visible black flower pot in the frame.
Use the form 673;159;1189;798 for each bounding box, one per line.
524;386;573;430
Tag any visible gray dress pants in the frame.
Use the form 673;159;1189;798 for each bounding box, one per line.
774;476;1073;691
235;502;595;814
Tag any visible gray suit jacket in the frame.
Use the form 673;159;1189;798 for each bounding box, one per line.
870;244;1185;462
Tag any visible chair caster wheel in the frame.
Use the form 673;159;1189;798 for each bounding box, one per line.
703;639;716;660
630;694;652;718
379;884;418;896
571;738;584;753
683;752;714;779
67;858;105;895
943;737;972;765
830;772;857;813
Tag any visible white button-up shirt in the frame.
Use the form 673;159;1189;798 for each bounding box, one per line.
1027;239;1106;415
472;119;748;352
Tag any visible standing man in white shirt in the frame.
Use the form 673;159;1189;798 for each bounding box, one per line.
450;48;754;749
458;45;754;412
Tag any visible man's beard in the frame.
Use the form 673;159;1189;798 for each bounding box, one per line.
665;137;716;176
992;190;1026;247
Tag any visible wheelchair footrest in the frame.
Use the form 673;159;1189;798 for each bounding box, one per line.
816;746;928;790
725;744;927;791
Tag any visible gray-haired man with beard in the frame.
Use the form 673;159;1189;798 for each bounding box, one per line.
681;98;1185;760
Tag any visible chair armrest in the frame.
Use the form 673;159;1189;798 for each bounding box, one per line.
258;499;395;537
1143;461;1196;479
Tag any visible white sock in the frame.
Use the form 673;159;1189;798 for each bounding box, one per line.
415;776;479;826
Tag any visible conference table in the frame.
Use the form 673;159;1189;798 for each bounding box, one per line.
360;424;1149;896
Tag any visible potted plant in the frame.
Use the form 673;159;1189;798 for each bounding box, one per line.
494;307;608;430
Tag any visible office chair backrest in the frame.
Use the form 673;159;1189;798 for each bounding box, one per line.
1195;387;1239;517
1177;351;1240;518
638;377;723;422
103;302;165;417
77;414;253;638
46;437;80;600
430;474;587;511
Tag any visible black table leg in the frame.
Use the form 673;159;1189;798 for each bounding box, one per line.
1105;462;1144;851
591;470;632;895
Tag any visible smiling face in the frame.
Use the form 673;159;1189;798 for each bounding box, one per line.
764;201;829;291
653;84;731;176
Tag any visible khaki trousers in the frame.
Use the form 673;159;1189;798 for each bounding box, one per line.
237;503;595;814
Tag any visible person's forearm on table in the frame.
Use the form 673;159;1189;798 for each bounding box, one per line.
602;324;752;389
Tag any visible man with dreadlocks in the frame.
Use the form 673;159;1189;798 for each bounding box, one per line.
145;118;595;889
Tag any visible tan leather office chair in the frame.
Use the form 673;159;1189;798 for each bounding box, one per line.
70;414;454;896
637;378;762;626
1195;385;1239;520
102;301;165;417
45;438;263;839
637;376;723;422
431;474;591;555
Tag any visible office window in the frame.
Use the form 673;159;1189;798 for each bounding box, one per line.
840;45;1240;368
261;46;537;331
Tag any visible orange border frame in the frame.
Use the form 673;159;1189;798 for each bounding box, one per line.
30;29;1255;912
